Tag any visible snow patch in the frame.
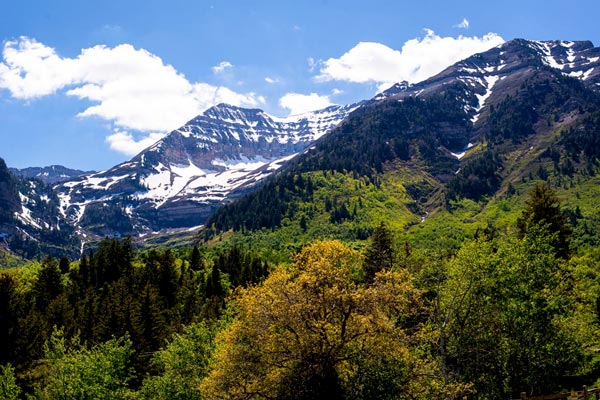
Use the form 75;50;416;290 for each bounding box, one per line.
536;41;564;70
471;75;500;123
14;206;42;230
451;151;467;160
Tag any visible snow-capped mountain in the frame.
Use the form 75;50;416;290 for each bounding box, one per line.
56;103;359;236
6;38;600;249
10;165;94;184
0;158;79;258
379;39;600;119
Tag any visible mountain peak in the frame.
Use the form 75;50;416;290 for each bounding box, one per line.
55;101;358;236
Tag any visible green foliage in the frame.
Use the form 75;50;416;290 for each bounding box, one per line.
205;91;469;238
363;221;395;282
0;249;26;269
36;328;134;400
0;363;21;400
447;150;503;200
0;274;20;364
138;322;216;400
204;170;421;263
200;241;462;400
517;183;572;258
189;246;203;272
435;232;588;398
33;256;63;311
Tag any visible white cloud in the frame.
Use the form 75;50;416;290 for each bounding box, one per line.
0;38;264;155
279;92;333;116
211;61;233;73
316;30;504;85
454;18;470;29
105;131;166;156
264;76;279;84
331;88;343;95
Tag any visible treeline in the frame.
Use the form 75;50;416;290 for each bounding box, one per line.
2;184;600;399
205;90;472;238
0;238;268;395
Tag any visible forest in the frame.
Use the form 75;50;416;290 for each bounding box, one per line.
2;183;600;399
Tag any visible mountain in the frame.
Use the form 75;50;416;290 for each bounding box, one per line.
203;39;600;251
0;158;80;258
10;165;94;184
3;38;600;257
55;103;359;239
0;159;21;225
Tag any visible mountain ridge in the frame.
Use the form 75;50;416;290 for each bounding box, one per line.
9;165;95;185
2;37;600;257
53;101;360;240
203;38;600;248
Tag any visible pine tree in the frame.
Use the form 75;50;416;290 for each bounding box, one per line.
516;183;572;258
363;222;395;282
33;256;63;311
58;256;70;274
190;246;202;272
158;249;178;306
0;275;19;363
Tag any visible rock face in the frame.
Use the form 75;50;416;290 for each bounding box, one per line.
5;38;600;251
55;103;360;236
0;159;21;224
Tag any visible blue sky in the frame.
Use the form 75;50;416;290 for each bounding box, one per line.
1;0;599;170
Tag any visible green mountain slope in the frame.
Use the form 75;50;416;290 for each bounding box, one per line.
201;41;600;259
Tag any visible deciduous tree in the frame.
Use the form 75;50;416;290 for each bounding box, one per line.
200;240;455;399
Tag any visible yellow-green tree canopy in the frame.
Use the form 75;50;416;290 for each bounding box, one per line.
200;240;458;400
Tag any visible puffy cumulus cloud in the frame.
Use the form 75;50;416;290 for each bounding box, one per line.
316;30;504;86
279;92;333;116
212;61;233;73
0;37;264;152
105;131;166;156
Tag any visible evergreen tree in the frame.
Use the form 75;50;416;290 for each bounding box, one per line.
0;364;21;400
189;246;202;272
59;256;70;274
131;285;167;354
516;183;572;258
363;222;395;282
33;256;63;311
299;215;308;232
205;266;223;298
0;275;19;364
158;249;178;307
